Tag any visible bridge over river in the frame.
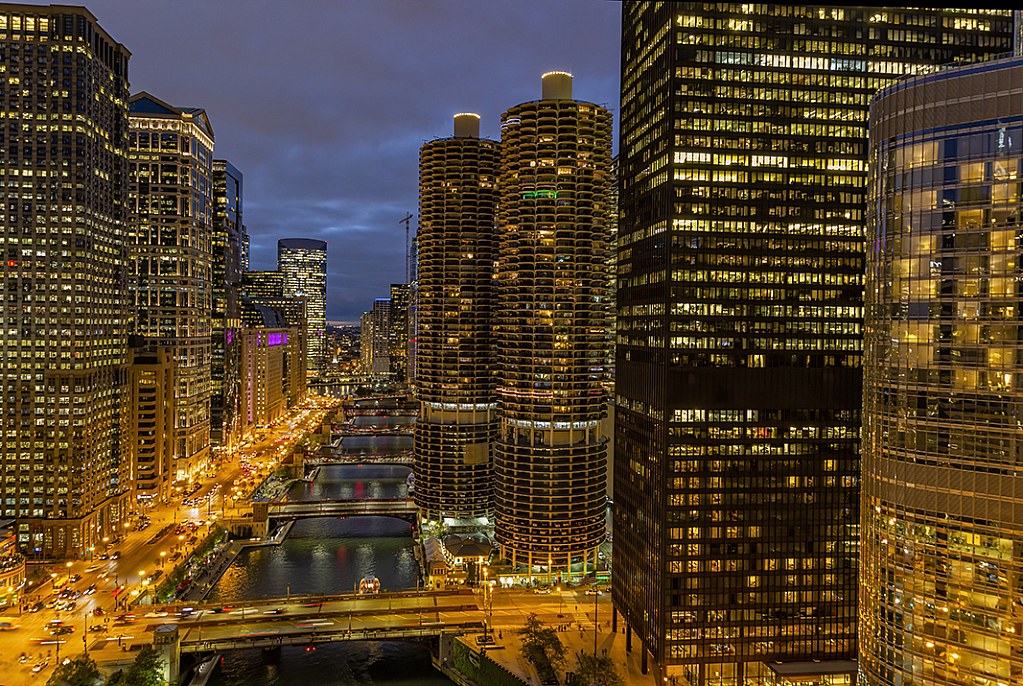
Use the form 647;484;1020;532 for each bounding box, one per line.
252;497;417;525
127;590;484;680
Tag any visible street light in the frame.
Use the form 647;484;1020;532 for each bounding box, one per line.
556;586;564;618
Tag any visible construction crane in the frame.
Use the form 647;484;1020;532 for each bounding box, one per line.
399;213;414;284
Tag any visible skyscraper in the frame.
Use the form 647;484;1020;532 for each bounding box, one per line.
128;92;215;486
389;283;410;381
614;5;1013;684
0;5;132;557
495;73;612;576
414;113;499;522
278;238;326;372
241;270;285;300
211;160;245;449
862;54;1023;686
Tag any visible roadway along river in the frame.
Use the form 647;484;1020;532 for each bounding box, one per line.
205;413;453;686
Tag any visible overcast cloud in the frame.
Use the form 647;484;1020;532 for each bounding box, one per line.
73;0;622;323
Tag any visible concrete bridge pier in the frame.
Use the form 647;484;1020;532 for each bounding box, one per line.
261;645;282;664
437;633;454;669
154;624;181;685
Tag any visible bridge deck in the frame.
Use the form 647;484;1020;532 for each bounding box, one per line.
181;621;482;653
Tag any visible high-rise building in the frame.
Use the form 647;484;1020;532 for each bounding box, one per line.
128;346;174;505
389;283;410;381
128;92;214;486
0;4;133;557
408;233;420;382
495;73;612;575
414;113;499;522
614;5;1014;684
360;311;374;374
240;295;308;407
241;270;284;300
369;298;391;375
277;238;327;372
211;160;245;450
862;55;1023;686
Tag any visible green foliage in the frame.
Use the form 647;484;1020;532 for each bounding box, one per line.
46;654;100;686
567;650;625;686
107;645;163;686
450;638;527;686
154;525;225;601
518;612;566;683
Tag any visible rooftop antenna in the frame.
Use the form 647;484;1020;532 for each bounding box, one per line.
399;213;414;284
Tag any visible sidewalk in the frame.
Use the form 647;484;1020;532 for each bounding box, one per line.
480;590;660;686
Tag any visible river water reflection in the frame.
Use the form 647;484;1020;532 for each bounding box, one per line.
205;417;451;685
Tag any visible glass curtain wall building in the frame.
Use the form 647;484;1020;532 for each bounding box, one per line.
863;55;1023;686
414;113;498;522
128;93;215;487
495;73;612;575
614;5;1013;685
241;270;284;300
0;5;132;558
277;238;326;373
211;159;244;450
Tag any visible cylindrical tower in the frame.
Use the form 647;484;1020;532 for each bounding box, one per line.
413;114;499;521
495;73;613;572
862;55;1023;686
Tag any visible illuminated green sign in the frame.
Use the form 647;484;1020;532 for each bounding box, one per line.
522;189;558;199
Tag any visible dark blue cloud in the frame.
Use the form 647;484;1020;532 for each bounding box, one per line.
76;0;621;322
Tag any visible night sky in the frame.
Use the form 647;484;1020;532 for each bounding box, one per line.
70;0;622;324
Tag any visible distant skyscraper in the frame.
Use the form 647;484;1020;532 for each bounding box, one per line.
0;5;132;557
369;298;391;375
408;232;420;382
389;283;410;381
211;160;245;449
614;5;1013;684
278;238;327;372
495;74;612;575
414;114;499;522
862;54;1023;686
129;92;215;486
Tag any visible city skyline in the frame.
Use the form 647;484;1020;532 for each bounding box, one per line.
63;0;622;324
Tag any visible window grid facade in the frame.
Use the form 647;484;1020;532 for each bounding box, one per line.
0;4;132;557
863;55;1023;686
614;5;1013;685
128;93;214;486
414;118;498;521
277;238;326;373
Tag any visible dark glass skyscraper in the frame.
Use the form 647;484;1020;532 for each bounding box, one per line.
211;160;244;449
614;5;1013;684
863;55;1023;686
414;114;498;522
